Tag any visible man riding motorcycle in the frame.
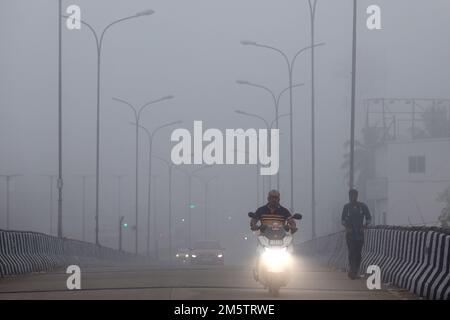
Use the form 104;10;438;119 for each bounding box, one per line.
249;190;299;280
250;190;298;233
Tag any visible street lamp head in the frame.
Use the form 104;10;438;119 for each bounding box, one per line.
235;110;248;115
168;120;182;126
135;9;155;17
240;40;257;46
236;80;250;85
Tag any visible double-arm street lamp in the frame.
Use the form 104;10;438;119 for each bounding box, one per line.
113;95;174;254
236;80;304;190
130;120;182;257
234;110;291;194
63;9;155;245
240;40;325;222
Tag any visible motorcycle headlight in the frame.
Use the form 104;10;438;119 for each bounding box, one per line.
176;254;179;258
217;254;223;258
185;254;189;258
261;247;291;272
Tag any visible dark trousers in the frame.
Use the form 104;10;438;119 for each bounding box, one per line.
346;235;364;275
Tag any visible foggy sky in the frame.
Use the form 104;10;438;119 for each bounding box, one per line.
1;0;450;262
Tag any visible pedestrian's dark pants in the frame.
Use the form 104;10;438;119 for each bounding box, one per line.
346;235;364;276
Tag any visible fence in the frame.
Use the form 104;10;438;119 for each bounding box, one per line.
0;229;138;277
295;226;450;300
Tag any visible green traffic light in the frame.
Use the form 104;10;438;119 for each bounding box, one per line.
123;223;128;228
189;204;196;209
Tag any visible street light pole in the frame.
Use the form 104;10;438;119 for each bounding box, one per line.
64;9;155;247
57;0;63;239
39;174;57;235
49;176;54;235
193;175;218;240
151;174;160;260
130;120;181;256
153;156;174;262
75;174;94;242
240;41;325;214
113;174;126;247
175;165;212;248
349;0;358;189
1;175;20;230
113;95;174;255
119;216;124;251
308;0;319;239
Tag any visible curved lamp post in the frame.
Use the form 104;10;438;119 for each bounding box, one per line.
113;95;174;254
130;120;182;257
240;40;325;223
234;110;290;193
63;9;155;245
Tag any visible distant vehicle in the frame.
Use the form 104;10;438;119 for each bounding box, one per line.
175;248;191;265
190;240;225;265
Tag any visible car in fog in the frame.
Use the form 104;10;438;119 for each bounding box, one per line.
190;241;225;265
175;248;191;265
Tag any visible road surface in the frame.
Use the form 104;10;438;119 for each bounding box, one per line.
0;258;418;300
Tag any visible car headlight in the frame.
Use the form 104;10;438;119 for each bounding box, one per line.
185;254;189;258
191;254;197;258
217;254;223;258
176;254;179;258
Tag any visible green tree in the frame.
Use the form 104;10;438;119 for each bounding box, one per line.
341;126;384;200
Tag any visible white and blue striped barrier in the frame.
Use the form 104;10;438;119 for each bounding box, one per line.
295;226;450;300
0;229;138;277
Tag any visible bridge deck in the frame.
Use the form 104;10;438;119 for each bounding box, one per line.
0;258;418;300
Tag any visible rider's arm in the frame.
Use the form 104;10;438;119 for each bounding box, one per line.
284;208;298;233
250;207;263;231
250;218;259;231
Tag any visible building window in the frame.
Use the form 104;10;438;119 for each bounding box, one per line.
408;156;425;173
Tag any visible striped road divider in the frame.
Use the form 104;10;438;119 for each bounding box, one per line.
295;226;450;300
0;229;139;277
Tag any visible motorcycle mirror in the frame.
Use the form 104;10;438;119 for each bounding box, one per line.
248;212;256;218
293;213;302;220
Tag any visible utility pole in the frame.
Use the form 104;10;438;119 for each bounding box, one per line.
1;175;20;230
349;0;358;189
308;0;318;239
119;216;124;251
57;0;64;238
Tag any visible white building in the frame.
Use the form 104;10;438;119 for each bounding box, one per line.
367;137;450;227
364;98;450;227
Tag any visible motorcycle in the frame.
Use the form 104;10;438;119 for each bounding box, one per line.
248;211;302;297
